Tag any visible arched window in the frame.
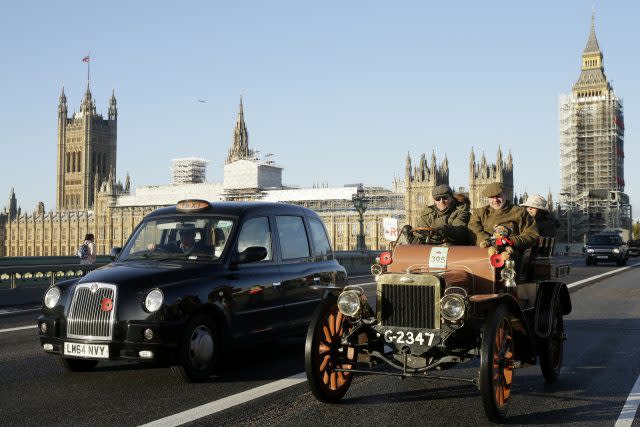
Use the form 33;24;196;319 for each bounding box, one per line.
76;151;81;172
66;153;70;172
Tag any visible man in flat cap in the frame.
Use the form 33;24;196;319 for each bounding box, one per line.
468;182;538;249
413;184;471;245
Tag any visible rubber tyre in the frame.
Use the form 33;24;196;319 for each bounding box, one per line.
171;313;220;383
305;295;355;403
539;306;564;384
585;259;591;266
479;304;514;422
57;356;98;372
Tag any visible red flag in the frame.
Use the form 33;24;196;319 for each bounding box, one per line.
82;55;90;63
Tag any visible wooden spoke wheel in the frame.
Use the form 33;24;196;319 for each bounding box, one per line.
305;295;356;403
539;305;564;384
480;305;514;422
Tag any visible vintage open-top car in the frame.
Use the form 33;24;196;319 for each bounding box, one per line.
305;227;571;421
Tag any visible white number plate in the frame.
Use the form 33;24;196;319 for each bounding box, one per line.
429;247;449;269
64;342;109;359
383;329;436;346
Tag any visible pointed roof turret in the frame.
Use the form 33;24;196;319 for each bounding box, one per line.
583;12;601;54
573;13;611;95
80;82;96;114
405;152;412;180
108;89;117;119
59;86;67;104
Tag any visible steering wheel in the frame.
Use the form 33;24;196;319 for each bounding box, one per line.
412;227;445;245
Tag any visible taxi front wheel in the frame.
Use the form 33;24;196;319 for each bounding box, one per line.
171;314;220;383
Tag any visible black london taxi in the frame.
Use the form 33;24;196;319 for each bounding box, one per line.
38;200;346;382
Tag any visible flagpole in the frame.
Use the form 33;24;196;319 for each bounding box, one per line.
87;51;90;88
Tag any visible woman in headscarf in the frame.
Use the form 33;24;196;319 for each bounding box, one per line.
520;194;558;238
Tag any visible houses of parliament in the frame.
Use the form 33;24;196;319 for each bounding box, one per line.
0;79;516;257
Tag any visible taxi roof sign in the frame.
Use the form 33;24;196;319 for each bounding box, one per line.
176;199;211;212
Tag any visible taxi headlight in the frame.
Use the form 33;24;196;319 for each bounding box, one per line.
587;248;595;253
440;294;466;322
337;291;361;317
613;248;620;254
44;287;61;309
144;289;164;312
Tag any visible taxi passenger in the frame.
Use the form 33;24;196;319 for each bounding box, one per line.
521;194;557;238
414;184;471;245
468;182;539;250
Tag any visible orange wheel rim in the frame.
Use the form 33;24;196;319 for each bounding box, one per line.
492;318;513;407
316;305;355;391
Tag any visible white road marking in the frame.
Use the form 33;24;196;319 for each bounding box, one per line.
0;325;36;334
357;281;376;287
615;374;640;427
567;265;637;289
139;372;307;427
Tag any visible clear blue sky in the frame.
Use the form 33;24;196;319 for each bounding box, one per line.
1;1;638;220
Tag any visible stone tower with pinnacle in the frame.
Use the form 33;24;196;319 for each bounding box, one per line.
56;82;117;210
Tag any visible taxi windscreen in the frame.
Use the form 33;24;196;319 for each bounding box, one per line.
118;216;235;261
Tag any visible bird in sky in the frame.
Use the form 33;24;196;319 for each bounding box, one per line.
197;99;206;103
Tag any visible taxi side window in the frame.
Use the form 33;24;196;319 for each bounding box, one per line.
236;217;272;261
309;218;332;259
276;216;310;260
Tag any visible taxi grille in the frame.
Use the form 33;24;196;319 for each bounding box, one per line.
66;283;117;340
381;284;436;329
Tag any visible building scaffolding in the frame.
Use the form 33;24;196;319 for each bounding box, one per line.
171;158;208;184
558;16;631;241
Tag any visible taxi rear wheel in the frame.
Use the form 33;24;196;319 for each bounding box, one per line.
305;295;355;403
57;356;98;372
171;314;220;383
479;304;514;422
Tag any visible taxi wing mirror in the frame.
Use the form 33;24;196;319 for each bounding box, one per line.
110;247;122;261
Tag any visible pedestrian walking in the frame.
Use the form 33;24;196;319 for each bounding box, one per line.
78;233;97;265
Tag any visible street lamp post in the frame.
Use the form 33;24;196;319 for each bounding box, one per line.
352;185;368;251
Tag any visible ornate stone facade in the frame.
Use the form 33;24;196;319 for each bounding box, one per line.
1;94;405;256
56;85;117;210
468;147;513;209
403;152;449;227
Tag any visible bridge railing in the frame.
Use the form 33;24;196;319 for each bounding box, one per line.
0;256;111;289
0;251;380;290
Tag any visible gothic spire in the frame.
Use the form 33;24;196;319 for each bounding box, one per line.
108;89;117;119
573;13;610;95
59;85;67;104
405;152;412;180
584;11;601;54
226;96;250;164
